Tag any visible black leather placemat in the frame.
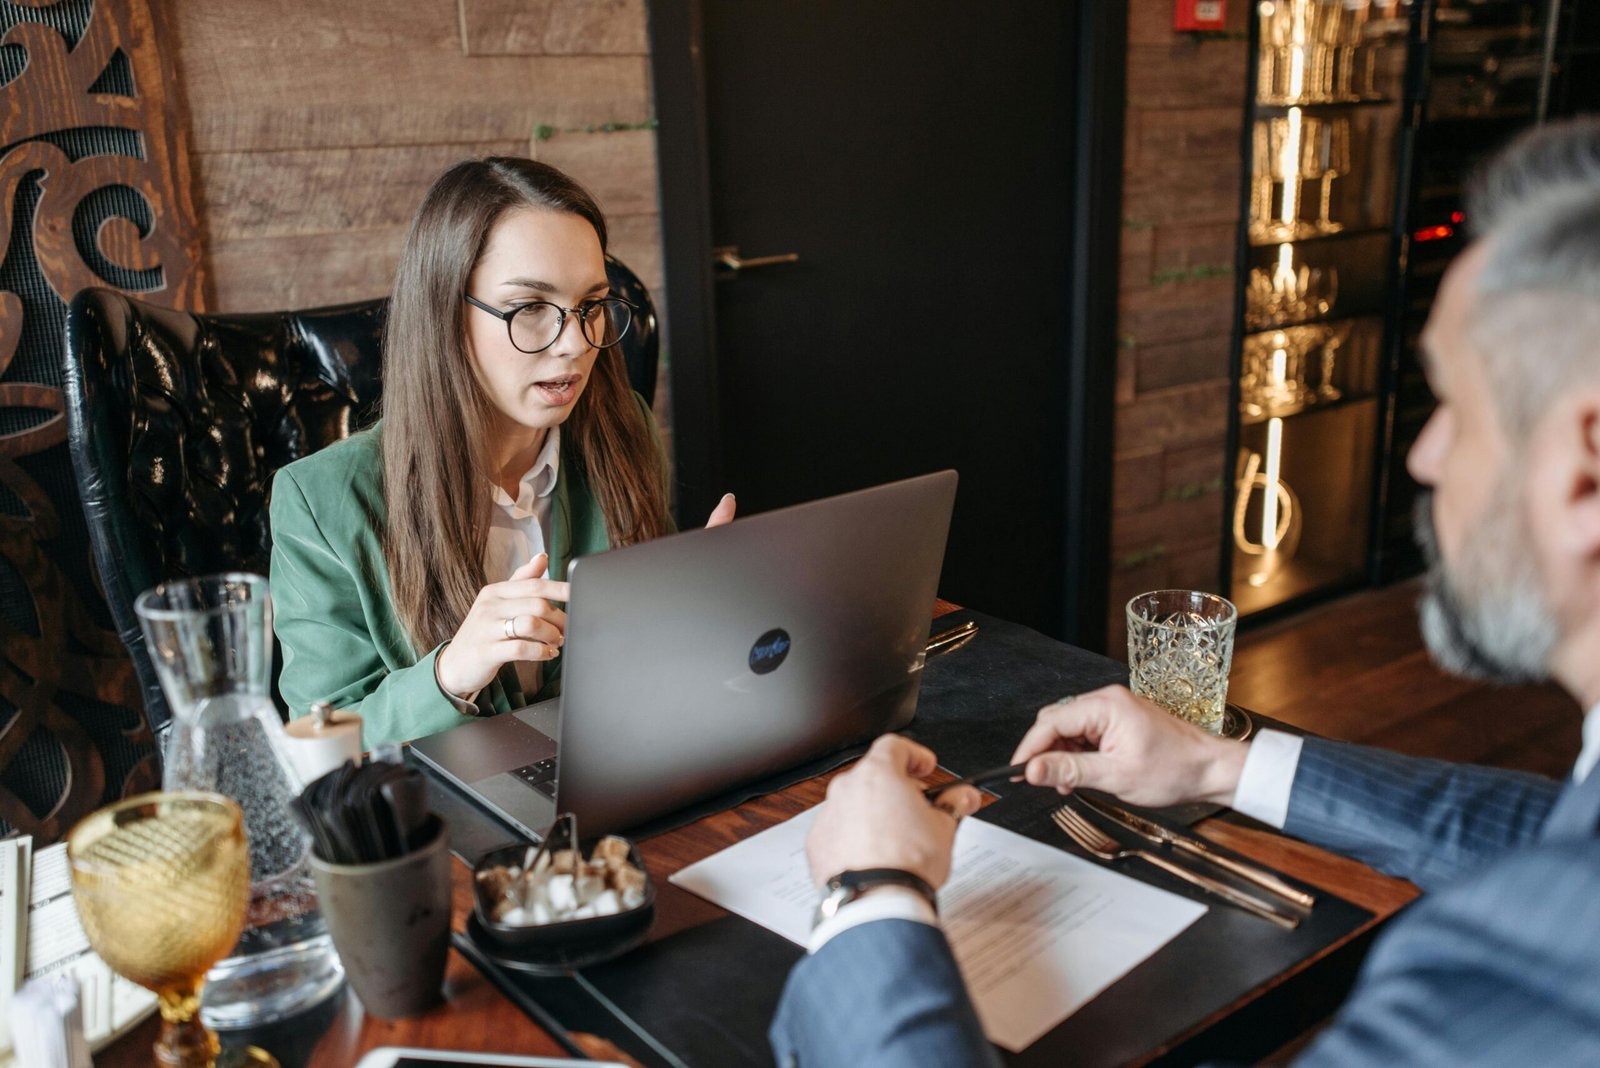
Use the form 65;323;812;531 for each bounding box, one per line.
911;609;1129;782
466;784;1371;1068
967;789;1371;1066
579;916;800;1067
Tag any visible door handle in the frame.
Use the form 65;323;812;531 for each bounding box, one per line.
714;245;800;273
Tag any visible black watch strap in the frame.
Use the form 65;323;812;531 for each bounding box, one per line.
830;868;939;913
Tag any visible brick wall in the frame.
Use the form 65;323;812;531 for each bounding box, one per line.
1106;4;1251;651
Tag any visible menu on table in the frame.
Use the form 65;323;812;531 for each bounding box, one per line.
0;838;157;1065
671;806;1207;1052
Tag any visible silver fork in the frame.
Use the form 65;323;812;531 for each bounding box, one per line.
1051;804;1299;930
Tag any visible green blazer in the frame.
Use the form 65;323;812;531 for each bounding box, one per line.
269;422;626;749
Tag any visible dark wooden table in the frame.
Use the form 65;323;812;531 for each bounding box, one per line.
100;775;1417;1068
102;601;1421;1067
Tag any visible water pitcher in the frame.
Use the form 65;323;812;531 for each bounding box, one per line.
134;574;344;1028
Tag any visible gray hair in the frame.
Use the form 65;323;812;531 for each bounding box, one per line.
1466;118;1600;440
1414;119;1600;684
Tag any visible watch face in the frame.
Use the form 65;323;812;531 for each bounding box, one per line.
811;883;853;930
819;894;839;915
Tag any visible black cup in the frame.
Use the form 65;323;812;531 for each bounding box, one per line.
308;817;451;1019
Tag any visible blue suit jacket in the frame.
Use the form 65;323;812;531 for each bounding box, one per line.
770;738;1600;1066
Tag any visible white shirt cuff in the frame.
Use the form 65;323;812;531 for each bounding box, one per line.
1231;729;1305;829
807;886;939;954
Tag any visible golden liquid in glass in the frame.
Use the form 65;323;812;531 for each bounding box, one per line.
1132;683;1227;734
1126;594;1236;737
70;800;250;996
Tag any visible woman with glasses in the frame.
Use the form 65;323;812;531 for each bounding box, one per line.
268;157;734;747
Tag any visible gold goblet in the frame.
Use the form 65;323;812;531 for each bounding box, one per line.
68;792;278;1068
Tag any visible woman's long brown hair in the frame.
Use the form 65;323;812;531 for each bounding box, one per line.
381;157;671;655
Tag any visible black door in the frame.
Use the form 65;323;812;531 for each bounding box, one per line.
651;1;1124;644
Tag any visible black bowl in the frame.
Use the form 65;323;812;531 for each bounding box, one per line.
470;839;656;959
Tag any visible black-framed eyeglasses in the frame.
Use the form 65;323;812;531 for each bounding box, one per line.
464;294;638;355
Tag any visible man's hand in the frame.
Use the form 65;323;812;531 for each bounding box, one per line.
805;735;982;890
1009;685;1250;809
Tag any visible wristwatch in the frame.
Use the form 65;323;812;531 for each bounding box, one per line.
811;868;938;929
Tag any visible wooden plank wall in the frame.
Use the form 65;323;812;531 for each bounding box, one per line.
167;0;662;324
1105;4;1251;650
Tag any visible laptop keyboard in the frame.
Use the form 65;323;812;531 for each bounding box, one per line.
512;756;559;799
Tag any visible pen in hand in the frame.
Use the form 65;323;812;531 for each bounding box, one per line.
924;763;1028;804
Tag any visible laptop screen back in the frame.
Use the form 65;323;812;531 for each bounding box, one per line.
555;470;957;837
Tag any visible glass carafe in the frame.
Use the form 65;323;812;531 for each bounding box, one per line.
134;573;345;1028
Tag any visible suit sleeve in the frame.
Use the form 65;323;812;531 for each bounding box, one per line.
1283;737;1562;891
769;920;1002;1068
269;466;468;748
1290;837;1600;1066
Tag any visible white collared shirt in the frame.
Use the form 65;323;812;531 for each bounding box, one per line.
484;428;561;698
1575;704;1600;784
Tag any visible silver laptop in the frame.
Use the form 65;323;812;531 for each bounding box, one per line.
410;470;957;841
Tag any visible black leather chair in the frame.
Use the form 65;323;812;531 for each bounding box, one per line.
63;257;659;745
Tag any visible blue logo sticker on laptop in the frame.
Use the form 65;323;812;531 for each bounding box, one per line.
749;629;792;675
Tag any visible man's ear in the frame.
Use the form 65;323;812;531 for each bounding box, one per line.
1563;395;1600;558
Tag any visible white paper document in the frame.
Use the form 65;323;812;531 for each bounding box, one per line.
671;807;1207;1052
0;836;25;1053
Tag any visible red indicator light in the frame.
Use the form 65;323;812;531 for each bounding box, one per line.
1450;210;1466;224
1414;224;1454;242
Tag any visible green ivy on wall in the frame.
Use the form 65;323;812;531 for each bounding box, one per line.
534;118;661;142
1149;263;1234;287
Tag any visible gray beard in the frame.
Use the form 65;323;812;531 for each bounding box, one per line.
1413;490;1557;685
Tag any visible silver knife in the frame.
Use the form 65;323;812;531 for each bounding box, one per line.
1081;795;1317;908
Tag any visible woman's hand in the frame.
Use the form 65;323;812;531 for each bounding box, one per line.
706;492;737;527
435;552;571;700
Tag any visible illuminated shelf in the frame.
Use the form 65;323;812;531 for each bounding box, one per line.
1252;97;1396;115
1247;225;1389;249
1244;311;1384;336
1239;390;1377;427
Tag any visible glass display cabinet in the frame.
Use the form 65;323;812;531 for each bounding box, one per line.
1374;0;1593;580
1229;0;1410;616
1226;0;1594;618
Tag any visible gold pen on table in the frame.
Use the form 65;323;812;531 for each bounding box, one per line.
923;763;1027;804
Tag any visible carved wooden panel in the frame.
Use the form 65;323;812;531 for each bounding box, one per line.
0;0;205;843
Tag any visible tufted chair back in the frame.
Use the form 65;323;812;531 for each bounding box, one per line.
63;292;387;740
62;258;659;746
